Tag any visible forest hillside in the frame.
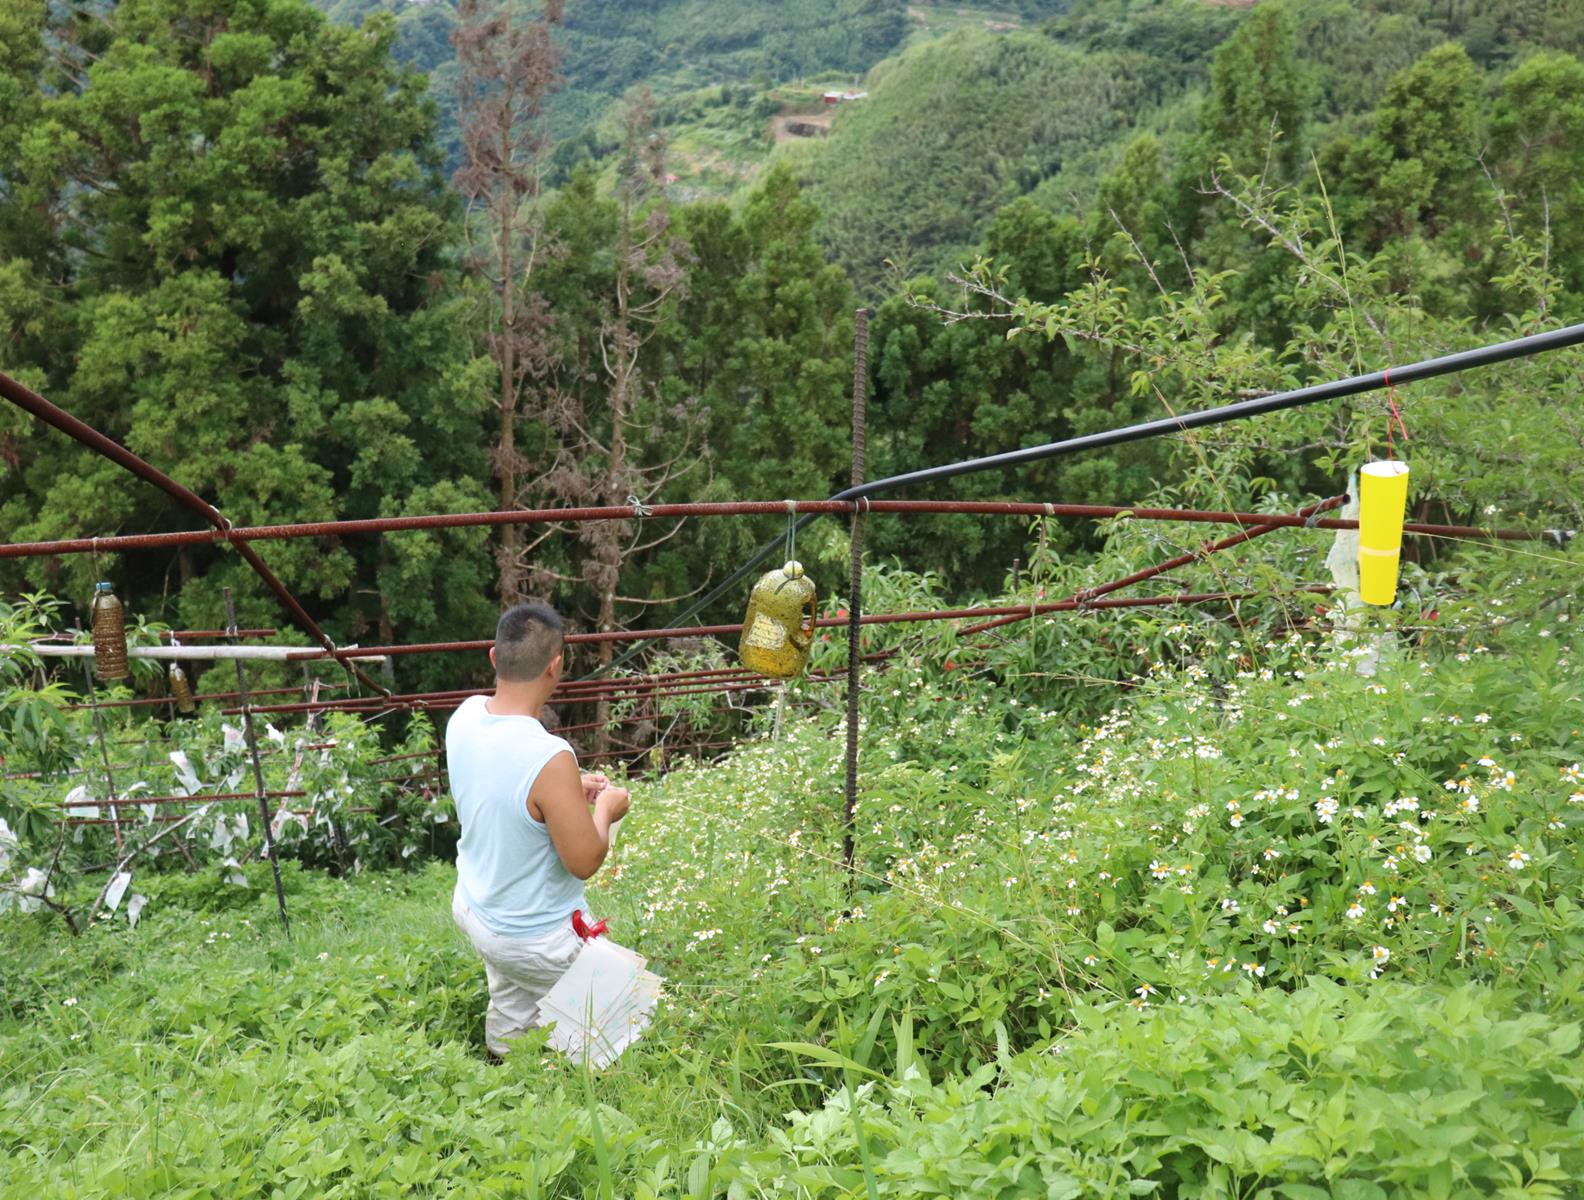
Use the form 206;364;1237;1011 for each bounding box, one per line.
4;1;1584;1195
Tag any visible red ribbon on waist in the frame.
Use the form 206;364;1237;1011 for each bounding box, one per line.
572;909;608;941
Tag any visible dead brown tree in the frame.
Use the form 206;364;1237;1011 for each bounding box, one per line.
452;0;563;604
529;94;707;751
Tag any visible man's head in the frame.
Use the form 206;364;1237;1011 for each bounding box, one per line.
491;602;565;684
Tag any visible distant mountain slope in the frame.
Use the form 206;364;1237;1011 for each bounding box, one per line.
792;0;1584;290
313;0;916;148
311;0;1584;291
791;29;1151;288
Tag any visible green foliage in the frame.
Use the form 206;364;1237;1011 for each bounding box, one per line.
983;140;1584;537
659;164;857;595
0;614;449;929
772;979;1584;1196
1202;5;1308;176
11;4;1584;1195
797;28;1151;288
6;548;1584;1193
0;0;493;686
314;0;911;165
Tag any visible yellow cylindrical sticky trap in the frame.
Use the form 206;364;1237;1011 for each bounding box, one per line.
1358;461;1410;606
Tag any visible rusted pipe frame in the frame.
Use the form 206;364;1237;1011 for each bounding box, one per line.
220;680;724;715
1066;495;1346;606
64;789;308;810
57;768;434;811
0;498;1555;562
34;628;279;643
554;665;759;690
0;370;388;695
959;585;1333;638
220;673;847;718
550;702;746;737
319;587;1333;665
959;497;1347;637
159;628;278;640
66;681;352;711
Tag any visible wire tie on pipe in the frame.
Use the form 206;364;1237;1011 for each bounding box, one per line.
626;495;653;518
1043;503;1054;516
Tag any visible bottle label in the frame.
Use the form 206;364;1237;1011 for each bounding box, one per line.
743;613;787;651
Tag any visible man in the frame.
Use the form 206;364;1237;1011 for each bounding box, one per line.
447;602;631;1058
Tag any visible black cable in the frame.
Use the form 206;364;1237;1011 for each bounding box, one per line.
840;319;1584;499
593;319;1584;676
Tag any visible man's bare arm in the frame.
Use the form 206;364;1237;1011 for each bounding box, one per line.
531;752;630;880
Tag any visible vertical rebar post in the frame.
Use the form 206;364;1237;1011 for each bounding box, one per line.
226;588;290;936
843;309;869;883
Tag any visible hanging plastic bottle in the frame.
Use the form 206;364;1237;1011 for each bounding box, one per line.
166;634;196;714
739;561;817;678
1358;461;1410;606
168;662;196;714
90;581;130;680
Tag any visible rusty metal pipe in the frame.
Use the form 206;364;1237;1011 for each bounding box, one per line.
0;498;1560;561
0;370;389;695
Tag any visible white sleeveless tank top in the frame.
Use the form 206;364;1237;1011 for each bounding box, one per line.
446;696;586;936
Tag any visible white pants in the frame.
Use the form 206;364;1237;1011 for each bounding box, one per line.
452;884;583;1056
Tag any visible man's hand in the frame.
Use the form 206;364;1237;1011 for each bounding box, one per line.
594;785;630;825
580;771;610;805
532;756;628;880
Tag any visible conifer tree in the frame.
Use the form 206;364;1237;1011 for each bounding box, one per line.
0;0;488;664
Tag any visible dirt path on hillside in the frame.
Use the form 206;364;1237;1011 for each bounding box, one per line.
770;111;834;144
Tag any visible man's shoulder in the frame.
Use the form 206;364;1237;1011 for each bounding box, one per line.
444;694;484;733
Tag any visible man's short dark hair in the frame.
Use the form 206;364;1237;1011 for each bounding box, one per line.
495;603;564;681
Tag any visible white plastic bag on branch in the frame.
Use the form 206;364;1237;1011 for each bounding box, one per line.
169;751;204;796
16;867;54;913
63;785;99;819
103;871;132;912
210;812;249;853
0;817;19;872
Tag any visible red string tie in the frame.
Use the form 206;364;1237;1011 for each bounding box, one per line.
1382;368;1410;459
571;909;608;941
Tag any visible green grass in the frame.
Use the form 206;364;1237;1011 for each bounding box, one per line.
0;712;870;1198
7;561;1584;1194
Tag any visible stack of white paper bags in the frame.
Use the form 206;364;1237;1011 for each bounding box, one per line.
537;937;662;1069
